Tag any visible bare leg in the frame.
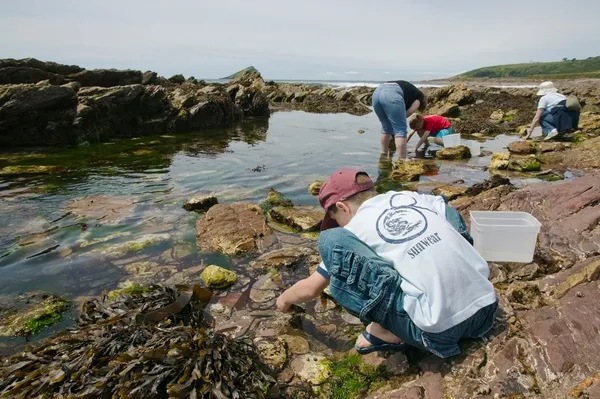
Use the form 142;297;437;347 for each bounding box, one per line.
380;134;392;154
355;322;402;349
432;137;443;146
395;136;407;160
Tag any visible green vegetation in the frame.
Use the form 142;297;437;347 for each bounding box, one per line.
221;66;259;80
24;298;70;335
456;56;600;79
326;353;384;399
107;283;149;300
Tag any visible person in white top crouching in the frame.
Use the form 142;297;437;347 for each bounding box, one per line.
276;168;498;358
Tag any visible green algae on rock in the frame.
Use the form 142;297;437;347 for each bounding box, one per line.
200;265;238;289
92;233;171;259
436;145;471;160
106;282;150;300
308;180;323;196
0;293;69;337
0;165;62;176
263;188;294;210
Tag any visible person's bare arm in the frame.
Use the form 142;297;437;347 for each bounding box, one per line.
276;272;330;312
526;109;543;139
414;130;431;150
406;99;421;117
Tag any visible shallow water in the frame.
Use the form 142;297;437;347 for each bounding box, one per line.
0;110;528;348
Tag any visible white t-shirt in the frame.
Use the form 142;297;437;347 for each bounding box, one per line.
317;191;496;333
538;93;566;112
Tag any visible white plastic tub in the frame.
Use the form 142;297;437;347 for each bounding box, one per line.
442;133;461;148
470;211;541;263
466;140;481;157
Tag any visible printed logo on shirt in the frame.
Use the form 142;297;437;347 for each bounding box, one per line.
376;194;431;244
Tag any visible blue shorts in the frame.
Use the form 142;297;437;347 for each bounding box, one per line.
432;127;453;138
372;83;408;138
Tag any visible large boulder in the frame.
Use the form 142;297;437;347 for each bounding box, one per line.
0;83;78;146
196;202;276;256
268;206;323;232
67;69;143;87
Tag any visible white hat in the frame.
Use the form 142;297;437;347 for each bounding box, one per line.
537;81;558;96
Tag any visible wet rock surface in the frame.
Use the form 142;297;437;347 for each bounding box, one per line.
196;202;276;256
435;145;471;160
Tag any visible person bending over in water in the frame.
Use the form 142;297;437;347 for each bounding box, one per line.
408;114;454;153
372;80;426;160
276;168;497;358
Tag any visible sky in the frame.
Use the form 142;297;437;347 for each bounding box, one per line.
1;0;599;81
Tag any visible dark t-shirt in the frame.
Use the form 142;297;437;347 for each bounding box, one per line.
388;80;424;110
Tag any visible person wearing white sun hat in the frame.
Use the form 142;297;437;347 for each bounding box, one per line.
524;81;573;141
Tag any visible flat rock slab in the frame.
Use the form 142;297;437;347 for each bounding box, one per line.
249;246;315;270
196;202;275;256
269;206;322;232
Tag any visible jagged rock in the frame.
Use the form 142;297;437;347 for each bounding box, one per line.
290;354;332;385
234;86;270;117
168;74;185;84
308;180;323;196
436;145;471;160
200;265;237;289
182;195;218;212
488;263;508;284
187;95;242;129
508;140;537;155
68;69;143;87
432;103;460;118
269;206;322;232
0;66;65;85
431;185;468;201
141;70;158;85
447;83;474;105
196;203;276;256
0;83;77;146
249;247;315;270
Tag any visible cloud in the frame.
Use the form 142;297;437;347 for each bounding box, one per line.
346;71;359;75
325;71;337;75
0;0;598;80
384;72;391;74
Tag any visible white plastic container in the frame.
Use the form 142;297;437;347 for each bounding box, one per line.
466;140;481;157
470;211;541;263
442;133;461;148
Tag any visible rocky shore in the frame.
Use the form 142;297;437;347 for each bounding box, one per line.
1;59;600;398
2;58;600;148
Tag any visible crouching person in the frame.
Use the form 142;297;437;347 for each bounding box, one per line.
276;169;497;358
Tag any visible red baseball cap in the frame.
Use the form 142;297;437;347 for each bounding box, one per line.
318;168;375;231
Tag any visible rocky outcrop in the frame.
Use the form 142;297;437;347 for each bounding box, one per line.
0;82;78;146
68;69;143;87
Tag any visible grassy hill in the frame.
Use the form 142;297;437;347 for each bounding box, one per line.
455;57;600;79
221;66;259;80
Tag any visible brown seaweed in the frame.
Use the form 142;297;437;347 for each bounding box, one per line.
0;284;275;398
